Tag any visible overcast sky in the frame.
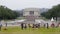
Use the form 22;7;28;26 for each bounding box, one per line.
0;0;60;10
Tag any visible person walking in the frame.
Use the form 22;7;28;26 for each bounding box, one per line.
0;23;2;31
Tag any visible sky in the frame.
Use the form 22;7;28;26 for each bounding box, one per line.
0;0;60;10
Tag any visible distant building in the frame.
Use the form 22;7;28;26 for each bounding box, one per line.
21;8;41;24
23;8;40;17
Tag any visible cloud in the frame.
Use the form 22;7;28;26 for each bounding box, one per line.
0;0;60;10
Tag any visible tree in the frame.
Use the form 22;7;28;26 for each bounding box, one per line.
0;5;20;29
0;5;19;20
41;4;60;21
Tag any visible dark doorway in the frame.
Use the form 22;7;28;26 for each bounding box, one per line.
30;11;34;15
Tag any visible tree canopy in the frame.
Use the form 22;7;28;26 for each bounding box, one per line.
0;5;20;20
41;4;60;19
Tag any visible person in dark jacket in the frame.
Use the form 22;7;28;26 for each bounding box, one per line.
21;23;24;30
46;23;49;29
24;23;27;29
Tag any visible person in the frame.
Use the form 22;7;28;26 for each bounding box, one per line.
21;23;24;30
24;24;27;29
51;23;55;28
28;24;31;28
5;23;7;27
36;24;38;28
3;23;7;30
46;23;49;29
44;23;46;28
38;23;40;28
56;23;60;28
32;24;35;28
0;23;2;31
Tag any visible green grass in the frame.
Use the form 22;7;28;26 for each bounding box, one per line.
0;26;60;34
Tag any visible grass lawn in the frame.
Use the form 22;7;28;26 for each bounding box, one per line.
0;26;60;34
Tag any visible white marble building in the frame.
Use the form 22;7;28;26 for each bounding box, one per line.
23;8;40;16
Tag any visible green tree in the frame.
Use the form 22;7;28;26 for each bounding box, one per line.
0;5;19;20
41;4;60;21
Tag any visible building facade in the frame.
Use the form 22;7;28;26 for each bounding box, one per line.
23;8;40;16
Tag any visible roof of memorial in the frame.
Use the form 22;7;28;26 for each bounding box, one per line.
23;8;40;12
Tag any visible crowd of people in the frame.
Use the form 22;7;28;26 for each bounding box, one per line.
20;22;60;30
0;22;60;31
20;23;49;30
